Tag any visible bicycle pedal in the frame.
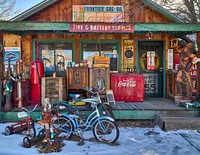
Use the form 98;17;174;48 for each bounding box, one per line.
77;139;84;146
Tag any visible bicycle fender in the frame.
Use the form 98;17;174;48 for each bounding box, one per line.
60;113;77;127
92;116;115;126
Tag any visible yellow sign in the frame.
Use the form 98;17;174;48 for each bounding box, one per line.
123;40;134;72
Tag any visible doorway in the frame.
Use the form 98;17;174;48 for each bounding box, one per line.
138;41;164;98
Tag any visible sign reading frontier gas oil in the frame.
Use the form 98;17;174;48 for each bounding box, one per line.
73;5;124;22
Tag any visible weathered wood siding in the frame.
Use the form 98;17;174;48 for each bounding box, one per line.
4;0;173;65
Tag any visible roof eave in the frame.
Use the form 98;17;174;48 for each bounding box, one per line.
10;0;58;21
142;0;184;23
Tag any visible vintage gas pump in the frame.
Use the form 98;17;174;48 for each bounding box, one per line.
29;43;44;106
11;58;26;108
4;57;13;111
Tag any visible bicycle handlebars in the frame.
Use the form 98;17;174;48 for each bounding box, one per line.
21;104;38;114
83;87;105;95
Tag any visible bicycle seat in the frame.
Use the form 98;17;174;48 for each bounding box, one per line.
69;94;80;98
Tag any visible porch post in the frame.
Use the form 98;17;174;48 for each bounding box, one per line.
0;31;4;110
196;32;200;100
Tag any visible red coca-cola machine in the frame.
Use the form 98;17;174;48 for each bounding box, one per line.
110;73;144;102
29;43;44;106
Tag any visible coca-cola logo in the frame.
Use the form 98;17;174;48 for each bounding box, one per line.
118;80;136;87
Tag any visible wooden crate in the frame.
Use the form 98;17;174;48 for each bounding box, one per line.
41;77;66;106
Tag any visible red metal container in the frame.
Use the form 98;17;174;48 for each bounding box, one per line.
30;60;44;106
110;73;144;102
30;61;44;84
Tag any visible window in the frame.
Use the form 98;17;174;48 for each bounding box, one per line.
81;40;119;71
39;43;73;71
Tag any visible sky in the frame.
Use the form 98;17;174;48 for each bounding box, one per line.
14;0;43;14
1;122;200;155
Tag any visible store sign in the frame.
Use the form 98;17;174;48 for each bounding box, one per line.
73;5;124;22
69;23;134;33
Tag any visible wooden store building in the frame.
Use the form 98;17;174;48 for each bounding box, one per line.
1;0;200;123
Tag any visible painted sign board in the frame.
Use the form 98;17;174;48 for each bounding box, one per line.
73;5;124;22
69;23;134;33
4;47;20;65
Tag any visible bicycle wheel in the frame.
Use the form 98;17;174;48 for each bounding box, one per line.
22;120;36;138
93;119;119;144
52;116;74;139
27;120;36;138
102;104;115;119
5;126;13;136
23;136;32;148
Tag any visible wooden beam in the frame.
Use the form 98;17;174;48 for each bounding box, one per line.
1;22;200;33
134;23;200;32
0;21;69;31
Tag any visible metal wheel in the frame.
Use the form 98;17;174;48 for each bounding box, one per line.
93;119;119;144
23;120;36;138
5;126;12;136
23;136;32;148
52;116;74;139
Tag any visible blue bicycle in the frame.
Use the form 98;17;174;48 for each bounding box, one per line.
52;88;119;144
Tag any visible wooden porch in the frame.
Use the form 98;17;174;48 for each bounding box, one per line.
112;98;199;119
1;98;200;131
112;98;200;131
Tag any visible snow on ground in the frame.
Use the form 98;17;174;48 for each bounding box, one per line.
0;122;200;155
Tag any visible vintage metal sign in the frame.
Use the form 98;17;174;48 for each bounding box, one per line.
69;23;134;33
123;40;134;72
73;5;124;22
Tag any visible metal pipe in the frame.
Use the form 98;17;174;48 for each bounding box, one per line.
17;81;22;108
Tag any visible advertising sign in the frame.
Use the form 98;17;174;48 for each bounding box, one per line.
110;74;144;102
123;40;134;72
4;47;20;65
143;73;158;93
73;5;124;22
167;49;173;69
147;51;156;70
69;23;134;33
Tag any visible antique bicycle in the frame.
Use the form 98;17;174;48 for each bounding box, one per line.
52;87;115;119
52;87;119;144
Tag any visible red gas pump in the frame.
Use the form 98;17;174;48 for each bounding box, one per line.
29;43;44;106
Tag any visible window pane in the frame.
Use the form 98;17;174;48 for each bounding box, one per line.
55;43;72;70
101;43;117;53
55;49;72;70
82;43;99;66
39;44;55;71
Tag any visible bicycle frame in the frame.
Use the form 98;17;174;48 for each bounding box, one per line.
61;103;114;134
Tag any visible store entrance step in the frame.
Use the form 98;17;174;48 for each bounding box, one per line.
155;115;200;131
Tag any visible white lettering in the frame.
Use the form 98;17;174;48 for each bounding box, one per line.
118;80;136;87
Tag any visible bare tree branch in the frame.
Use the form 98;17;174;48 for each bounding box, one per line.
0;0;19;20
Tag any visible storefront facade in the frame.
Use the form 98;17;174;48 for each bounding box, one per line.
1;0;200;104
